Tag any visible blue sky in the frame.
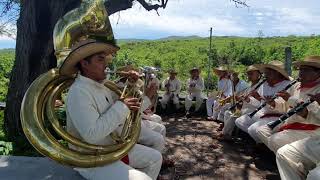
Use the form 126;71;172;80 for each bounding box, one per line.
1;0;320;48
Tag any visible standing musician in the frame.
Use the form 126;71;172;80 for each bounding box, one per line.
218;65;262;140
275;93;320;180
66;39;162;180
185;67;205;117
160;69;181;110
235;61;292;143
256;56;320;152
206;66;233;120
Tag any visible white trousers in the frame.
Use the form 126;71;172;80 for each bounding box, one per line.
257;125;320;152
142;113;163;124
222;110;238;136
185;92;203;111
217;103;231;122
160;93;179;109
206;97;216;117
276;136;320;180
142;120;166;137
139;122;165;153
307;166;320;180
235;114;256;133
75;144;162;180
247;117;279;143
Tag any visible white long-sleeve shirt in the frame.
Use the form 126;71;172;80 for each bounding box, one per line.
67;75;150;148
187;77;204;93
218;78;233;97
162;77;181;95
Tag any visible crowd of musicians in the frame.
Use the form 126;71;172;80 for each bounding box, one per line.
59;35;320;180
152;56;320;180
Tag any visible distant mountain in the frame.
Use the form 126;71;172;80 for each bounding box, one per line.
157;35;203;41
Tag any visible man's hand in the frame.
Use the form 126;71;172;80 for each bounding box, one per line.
127;70;140;83
296;101;309;118
264;96;276;108
249;91;262;101
121;97;141;111
276;91;291;101
309;93;320;104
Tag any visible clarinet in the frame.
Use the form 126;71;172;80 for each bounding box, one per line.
267;99;314;129
248;79;298;118
229;78;267;111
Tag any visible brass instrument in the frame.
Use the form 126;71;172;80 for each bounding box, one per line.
20;0;141;168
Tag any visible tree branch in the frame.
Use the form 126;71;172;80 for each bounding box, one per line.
136;0;168;11
231;0;249;7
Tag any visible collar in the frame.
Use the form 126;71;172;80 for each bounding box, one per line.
76;74;106;90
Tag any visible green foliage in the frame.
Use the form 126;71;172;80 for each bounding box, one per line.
0;49;15;102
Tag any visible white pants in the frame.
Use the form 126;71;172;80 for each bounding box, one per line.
142;114;162;124
217;103;231;122
139;122;165;153
185;92;203;111
160;93;179;109
206;97;216;117
276;136;320;180
307;166;320;180
222;110;238;136
75;144;162;180
235;114;256;133
142;120;166;137
257;125;320;152
247;117;279;143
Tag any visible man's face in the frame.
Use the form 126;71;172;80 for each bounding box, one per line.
81;52;108;82
169;73;176;79
247;70;260;82
191;70;199;77
298;65;320;84
264;68;281;83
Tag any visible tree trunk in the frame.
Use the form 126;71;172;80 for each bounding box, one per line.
4;0;136;141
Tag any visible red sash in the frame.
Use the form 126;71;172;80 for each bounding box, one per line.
121;155;130;165
279;122;320;132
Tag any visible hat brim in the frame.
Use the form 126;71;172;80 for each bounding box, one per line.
293;61;320;69
256;64;290;80
60;42;119;75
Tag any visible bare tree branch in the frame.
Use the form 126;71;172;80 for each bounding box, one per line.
231;0;249;7
136;0;168;11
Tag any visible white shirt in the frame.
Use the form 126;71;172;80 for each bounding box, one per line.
218;78;233;97
235;80;249;94
162;77;181;95
187;77;204;93
67;75;150;149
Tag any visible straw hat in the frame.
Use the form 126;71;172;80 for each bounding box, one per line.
246;65;261;73
293;56;320;69
190;67;200;73
60;39;119;75
168;69;178;74
213;66;229;74
255;60;290;80
116;64;139;72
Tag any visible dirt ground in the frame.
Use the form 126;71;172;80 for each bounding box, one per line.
159;114;280;180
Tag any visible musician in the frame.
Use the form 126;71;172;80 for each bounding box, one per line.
256;56;320;152
219;65;262;140
217;70;248;122
146;73;160;111
206;66;232;120
65;39;162;180
160;69;181;110
235;61;292;143
185;67;205;117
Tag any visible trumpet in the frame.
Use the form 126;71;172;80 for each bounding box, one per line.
248;79;298;118
267;99;314;129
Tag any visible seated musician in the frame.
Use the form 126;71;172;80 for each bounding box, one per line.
146;73;160;111
275;91;320;179
114;65;166;149
206;66;232;120
65;39;162;180
160;69;181;111
235;61;292;143
218;65;262;140
217;70;248;122
185;67;205;117
256;56;320;152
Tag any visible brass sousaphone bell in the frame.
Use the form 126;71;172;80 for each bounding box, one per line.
20;0;141;168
